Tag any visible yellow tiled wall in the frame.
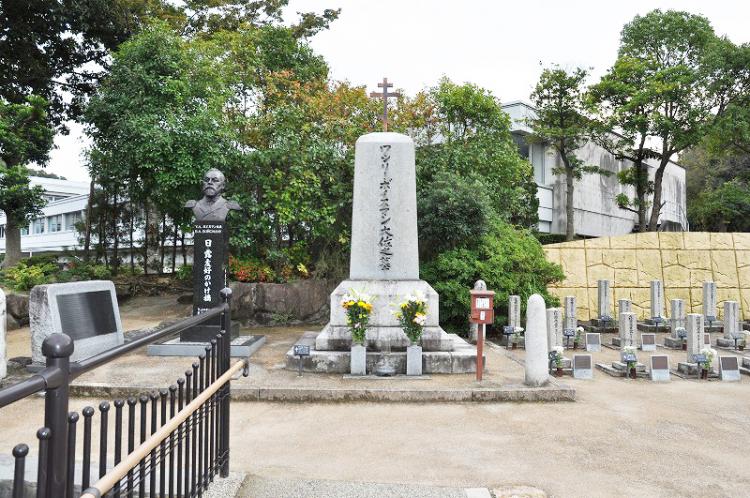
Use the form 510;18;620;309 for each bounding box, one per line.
545;233;750;320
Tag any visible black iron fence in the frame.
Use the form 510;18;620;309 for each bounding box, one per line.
0;288;247;498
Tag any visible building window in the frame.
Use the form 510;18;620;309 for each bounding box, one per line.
66;211;82;231
32;218;45;234
0;225;4;238
49;214;63;232
20;225;29;236
530;143;546;184
512;133;529;159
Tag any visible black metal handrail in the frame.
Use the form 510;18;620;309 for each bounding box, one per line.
0;287;237;498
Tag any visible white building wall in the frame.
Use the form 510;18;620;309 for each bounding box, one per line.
503;101;688;236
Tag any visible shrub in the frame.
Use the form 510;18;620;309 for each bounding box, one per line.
2;262;54;291
67;261;112;280
175;264;192;281
420;221;564;333
229;256;276;283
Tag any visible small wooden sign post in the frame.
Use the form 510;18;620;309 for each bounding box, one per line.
470;287;495;381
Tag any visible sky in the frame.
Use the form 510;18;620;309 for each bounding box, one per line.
48;0;750;182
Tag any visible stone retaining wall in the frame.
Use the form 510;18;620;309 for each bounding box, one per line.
230;279;335;325
544;232;750;320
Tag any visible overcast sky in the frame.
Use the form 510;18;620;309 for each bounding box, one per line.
49;0;750;182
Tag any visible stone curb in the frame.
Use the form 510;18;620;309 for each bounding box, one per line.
70;383;576;403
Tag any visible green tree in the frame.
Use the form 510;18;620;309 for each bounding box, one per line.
0;96;53;267
593;10;747;231
689;180;750;232
528;66;603;240
395;79;539;228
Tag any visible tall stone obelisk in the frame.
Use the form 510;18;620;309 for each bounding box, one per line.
315;132;452;351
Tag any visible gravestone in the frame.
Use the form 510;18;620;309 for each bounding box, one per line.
546;308;563;350
665;298;686;349
30;281;124;364
585;332;601;352
718;301;740;348
677;314;705;376
573;354;593;379
524;294;548;387
719;356;740;382
703;281;721;332
640;333;656;352
597;280;611;318
614;312;637;347
650;355;671;382
316;133;452;352
508;295;521;328
563;296;577;332
0;289;5;379
182;169;240;342
650;280;664;320
618;299;631;316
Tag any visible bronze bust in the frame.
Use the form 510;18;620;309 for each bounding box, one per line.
185;168;240;222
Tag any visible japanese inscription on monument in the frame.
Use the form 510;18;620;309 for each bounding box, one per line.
378;144;394;270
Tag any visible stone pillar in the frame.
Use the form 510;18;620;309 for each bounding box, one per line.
619;312;637;347
618;299;631;317
316;133;451;352
597;280;611;319
563;296;576;330
670;299;685;338
350;133;418;280
524;294;549;387
723;301;739;340
686;313;704;362
0;289;5;379
508;295;521;328
703;281;717;319
546;308;562;350
650;280;664;319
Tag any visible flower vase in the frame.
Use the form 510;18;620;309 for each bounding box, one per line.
628;367;637;379
700;368;708;380
682;342;687;351
406;343;423;376
511;343;517;350
350;343;367;376
739;344;745;351
555;367;563;377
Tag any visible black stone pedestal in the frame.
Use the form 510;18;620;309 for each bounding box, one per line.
179;321;240;342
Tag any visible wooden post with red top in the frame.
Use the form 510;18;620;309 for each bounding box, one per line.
470;284;495;381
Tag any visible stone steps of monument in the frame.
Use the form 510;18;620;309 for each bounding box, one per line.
238;476;496;498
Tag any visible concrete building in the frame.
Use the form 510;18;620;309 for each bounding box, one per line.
503;101;688;236
0;176;88;256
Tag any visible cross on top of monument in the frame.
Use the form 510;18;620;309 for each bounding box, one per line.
370;77;400;132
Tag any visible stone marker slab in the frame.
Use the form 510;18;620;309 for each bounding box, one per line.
406;344;423;376
619;312;637;347
573;354;593;379
546;308;562;349
350;344;367;376
597;280;611;319
670;299;685;338
508;295;521;328
30;281;123;364
585;332;601;352
564;296;577;330
686;314;704;362
650;280;664;320
618;299;631;316
640;333;657;351
650;355;670;382
703;281;717;321
719;356;740;382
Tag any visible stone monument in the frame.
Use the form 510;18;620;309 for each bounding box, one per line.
315;132;452;352
29;281;124;365
717;301;740;348
638;280;665;332
584;280;614;332
508;295;521;328
677;313;705;376
563;296;577;331
546;308;562;350
702;281;722;332
524;294;549;387
665;298;686;349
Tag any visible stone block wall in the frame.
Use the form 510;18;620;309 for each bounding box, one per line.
544;232;750;320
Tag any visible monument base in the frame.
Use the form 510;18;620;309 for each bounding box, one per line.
147;334;264;357
637;322;668;333
677;362;719;378
664;336;685;349
316;279;453;352
582;319;617;334
715;337;743;349
290;332;478;374
179;321;240;342
595;362;649;378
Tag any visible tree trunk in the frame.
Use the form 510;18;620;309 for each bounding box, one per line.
635;161;648;232
129;205;135;273
143;201;149;275
3;216;23;268
83;180;95;261
112;193;119;275
648;159;669;232
565;165;575;241
159;215;167;274
181;232;187;266
171;223;178;273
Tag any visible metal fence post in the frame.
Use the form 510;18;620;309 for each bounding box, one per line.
41;333;74;496
219;287;232;477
